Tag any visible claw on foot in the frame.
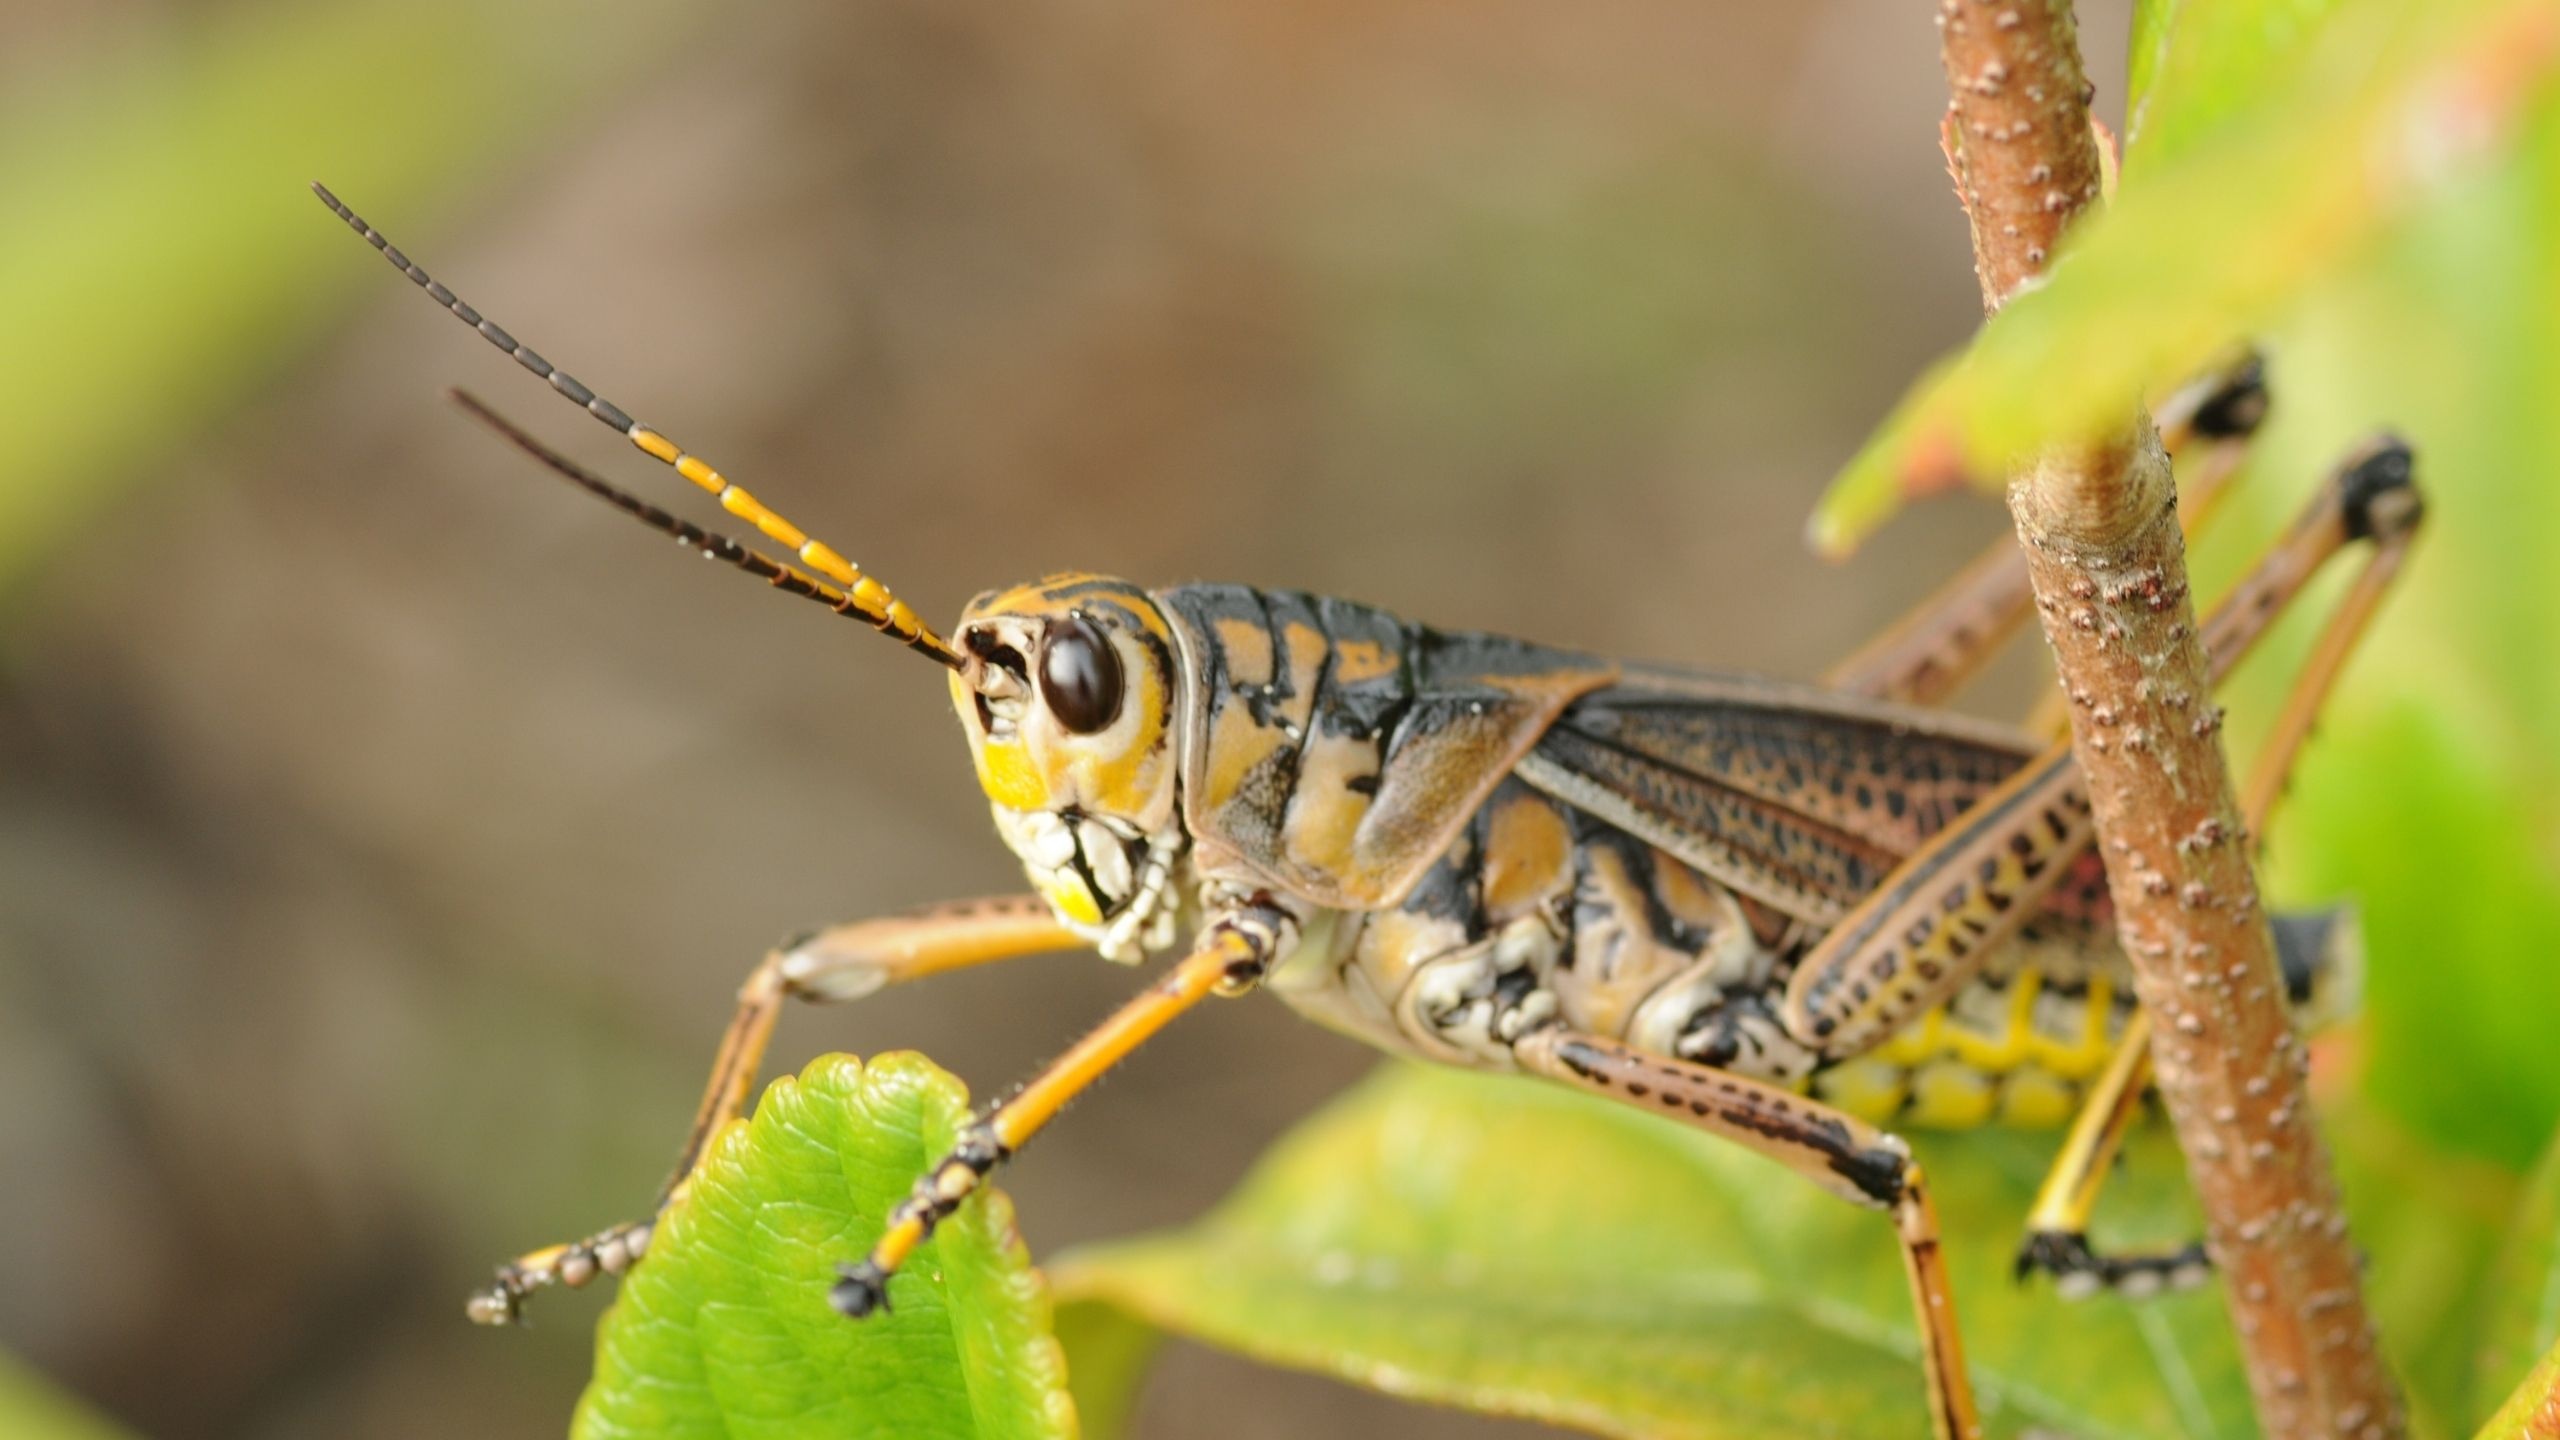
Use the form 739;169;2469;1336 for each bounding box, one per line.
830;1260;891;1319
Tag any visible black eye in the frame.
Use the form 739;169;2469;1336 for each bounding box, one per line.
1039;613;1123;734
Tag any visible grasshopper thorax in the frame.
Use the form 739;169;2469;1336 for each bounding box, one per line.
951;574;1186;960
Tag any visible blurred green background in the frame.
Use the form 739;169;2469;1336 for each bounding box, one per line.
3;1;2552;1436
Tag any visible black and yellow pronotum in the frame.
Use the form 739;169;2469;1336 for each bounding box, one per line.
317;184;2419;1440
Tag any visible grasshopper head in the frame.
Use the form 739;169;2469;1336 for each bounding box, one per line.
952;575;1184;952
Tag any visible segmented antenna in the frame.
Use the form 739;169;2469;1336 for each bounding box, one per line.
447;391;954;668
311;181;961;669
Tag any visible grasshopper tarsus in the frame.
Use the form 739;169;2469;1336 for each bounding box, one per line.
829;1262;892;1320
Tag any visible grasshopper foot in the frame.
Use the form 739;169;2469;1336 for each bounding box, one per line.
467;1218;656;1326
830;1260;892;1319
2015;1229;2211;1301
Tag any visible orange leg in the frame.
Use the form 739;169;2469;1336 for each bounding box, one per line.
468;895;1081;1325
1515;1028;1982;1440
830;902;1294;1318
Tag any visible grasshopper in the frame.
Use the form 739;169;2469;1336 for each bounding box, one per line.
316;183;2420;1440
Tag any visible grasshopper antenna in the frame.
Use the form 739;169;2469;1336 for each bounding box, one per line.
312;181;962;671
448;390;962;672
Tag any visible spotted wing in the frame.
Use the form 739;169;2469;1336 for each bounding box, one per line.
1514;667;2037;926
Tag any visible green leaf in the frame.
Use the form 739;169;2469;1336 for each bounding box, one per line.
1056;1063;2255;1440
1811;0;2558;554
2125;0;2352;174
2476;1124;2560;1424
1053;1300;1161;1440
573;1052;1075;1440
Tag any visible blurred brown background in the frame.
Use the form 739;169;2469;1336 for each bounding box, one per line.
1;2;2135;1434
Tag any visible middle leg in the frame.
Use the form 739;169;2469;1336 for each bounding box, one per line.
830;900;1297;1319
468;894;1083;1324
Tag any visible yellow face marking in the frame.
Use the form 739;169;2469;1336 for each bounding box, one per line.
951;577;1181;842
1073;658;1168;815
1038;869;1104;927
975;739;1050;812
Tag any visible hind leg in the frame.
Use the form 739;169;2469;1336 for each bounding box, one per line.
2015;440;2418;1293
1515;1027;1982;1440
1826;352;2268;707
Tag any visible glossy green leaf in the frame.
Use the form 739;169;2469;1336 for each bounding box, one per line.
573;1053;1075;1440
1056;1062;2255;1439
1812;0;2557;554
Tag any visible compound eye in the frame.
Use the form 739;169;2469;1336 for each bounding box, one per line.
1038;613;1123;735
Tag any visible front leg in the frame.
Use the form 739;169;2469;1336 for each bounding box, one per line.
831;900;1298;1319
469;895;1082;1324
1514;1027;1981;1440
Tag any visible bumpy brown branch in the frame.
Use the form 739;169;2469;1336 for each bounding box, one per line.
1938;0;2104;312
1936;3;2403;1437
